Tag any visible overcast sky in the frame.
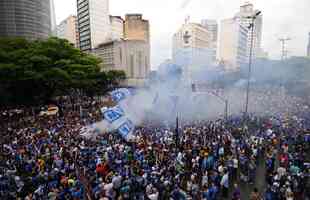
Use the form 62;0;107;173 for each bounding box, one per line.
54;0;310;69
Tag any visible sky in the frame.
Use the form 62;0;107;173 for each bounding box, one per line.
54;0;310;69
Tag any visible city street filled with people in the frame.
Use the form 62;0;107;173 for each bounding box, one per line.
0;90;309;200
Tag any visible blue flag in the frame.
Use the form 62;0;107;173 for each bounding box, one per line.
103;108;123;123
118;119;134;139
110;88;131;103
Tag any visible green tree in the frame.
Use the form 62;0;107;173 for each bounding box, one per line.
0;37;126;106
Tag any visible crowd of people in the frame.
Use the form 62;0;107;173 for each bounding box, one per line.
0;90;309;200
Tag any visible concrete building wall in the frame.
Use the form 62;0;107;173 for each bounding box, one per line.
235;2;263;59
110;16;124;41
219;18;248;71
56;15;79;47
201;19;218;50
124;14;150;42
89;0;110;48
77;0;110;51
93;40;150;86
172;23;214;63
0;0;52;40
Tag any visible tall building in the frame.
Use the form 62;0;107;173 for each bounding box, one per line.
93;39;151;87
219;18;248;71
110;16;124;41
201;19;218;49
307;32;310;57
235;1;263;59
56;15;79;48
172;22;215;80
50;0;57;35
77;0;111;51
0;0;53;40
124;14;150;42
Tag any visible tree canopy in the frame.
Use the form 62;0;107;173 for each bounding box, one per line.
0;37;126;106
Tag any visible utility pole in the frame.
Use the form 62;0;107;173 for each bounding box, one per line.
244;10;262;118
279;37;291;60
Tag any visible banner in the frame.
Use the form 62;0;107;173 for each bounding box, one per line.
117;119;135;140
102;105;125;123
110;88;131;103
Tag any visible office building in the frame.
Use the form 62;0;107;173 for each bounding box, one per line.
0;0;54;40
234;1;263;59
93;39;151;86
124;14;150;42
50;0;57;35
56;15;79;47
201;19;218;49
219;18;248;71
172;22;215;79
110;16;124;41
77;0;111;51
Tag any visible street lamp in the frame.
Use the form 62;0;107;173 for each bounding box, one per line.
244;10;262;118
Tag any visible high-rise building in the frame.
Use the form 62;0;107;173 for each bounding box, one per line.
77;0;111;51
307;32;310;57
172;22;215;78
201;19;218;49
124;14;150;42
56;15;79;48
219;18;248;71
0;0;53;40
93;39;151;87
50;0;57;35
110;16;124;41
235;1;263;59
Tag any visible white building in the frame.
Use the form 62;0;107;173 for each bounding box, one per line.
77;0;111;51
219;18;248;71
50;0;57;35
56;15;79;47
110;16;124;41
172;22;215;82
201;19;218;50
234;1;263;59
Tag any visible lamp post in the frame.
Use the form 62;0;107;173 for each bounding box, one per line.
244;10;262;118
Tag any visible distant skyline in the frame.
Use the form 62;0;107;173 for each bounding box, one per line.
54;0;310;69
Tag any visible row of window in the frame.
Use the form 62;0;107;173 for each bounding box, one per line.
78;0;88;10
78;5;89;15
78;9;89;19
79;20;90;29
80;39;91;47
78;15;89;25
77;0;88;5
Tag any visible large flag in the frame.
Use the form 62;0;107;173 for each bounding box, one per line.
110;88;131;103
117;119;135;140
102;105;125;123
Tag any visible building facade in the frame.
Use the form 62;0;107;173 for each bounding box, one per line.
219;18;248;71
56;15;79;47
0;0;53;40
307;32;310;57
172;22;215;82
110;16;124;41
50;0;57;35
235;1;263;59
77;0;111;51
124;14;150;42
201;19;218;50
93;39;151;86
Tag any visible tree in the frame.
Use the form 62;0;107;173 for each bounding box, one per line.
0;37;126;106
